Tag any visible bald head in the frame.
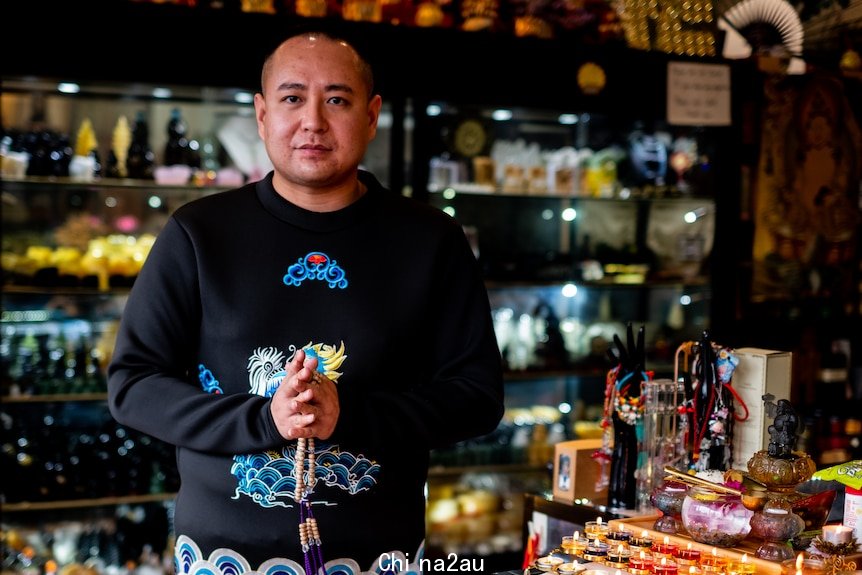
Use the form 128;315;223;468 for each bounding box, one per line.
261;32;375;100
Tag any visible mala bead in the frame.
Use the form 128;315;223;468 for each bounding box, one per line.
299;522;309;546
296;435;325;570
307;438;316;487
309;517;321;543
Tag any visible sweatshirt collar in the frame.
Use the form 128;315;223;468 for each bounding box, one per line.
255;170;382;232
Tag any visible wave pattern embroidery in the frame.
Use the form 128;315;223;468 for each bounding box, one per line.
173;535;424;575
227;343;378;509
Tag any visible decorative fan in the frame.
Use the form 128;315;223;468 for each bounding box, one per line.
718;0;806;73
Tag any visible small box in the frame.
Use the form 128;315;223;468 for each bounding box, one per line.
553;439;609;504
731;348;793;469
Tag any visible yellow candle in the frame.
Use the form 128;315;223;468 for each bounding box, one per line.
727;553;756;575
699;548;728;574
781;554;825;575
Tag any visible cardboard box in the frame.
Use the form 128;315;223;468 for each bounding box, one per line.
731;347;793;469
552;438;609;504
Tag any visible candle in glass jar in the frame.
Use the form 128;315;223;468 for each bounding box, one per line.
781;554;825;575
607;544;632;568
653;537;679;559
607;526;631;544
629;551;655;575
583;538;610;562
654;557;679;575
563;532;589;555
699;548;728;574
675;543;702;566
630;530;655;552
585;517;610;540
727;553;755;575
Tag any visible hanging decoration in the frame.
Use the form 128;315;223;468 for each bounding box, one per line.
675;331;746;472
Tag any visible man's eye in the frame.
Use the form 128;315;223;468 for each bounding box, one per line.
328;97;347;105
282;95;300;103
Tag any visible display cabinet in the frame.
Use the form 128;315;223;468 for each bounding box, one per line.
415;80;743;558
1;178;215;572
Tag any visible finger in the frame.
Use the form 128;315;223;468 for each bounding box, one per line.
613;334;629;366
636;325;645;365
289;348;306;373
626;322;636;358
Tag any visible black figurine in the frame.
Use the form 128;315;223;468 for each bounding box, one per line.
763;394;801;458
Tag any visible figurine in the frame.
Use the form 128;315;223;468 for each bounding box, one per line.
764;395;801;458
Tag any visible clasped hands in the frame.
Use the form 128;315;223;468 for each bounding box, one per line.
270;348;339;441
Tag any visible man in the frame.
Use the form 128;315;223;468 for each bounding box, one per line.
107;29;504;574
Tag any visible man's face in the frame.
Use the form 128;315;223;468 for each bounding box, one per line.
254;35;381;191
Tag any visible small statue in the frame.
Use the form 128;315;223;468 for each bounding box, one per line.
764;394;801;458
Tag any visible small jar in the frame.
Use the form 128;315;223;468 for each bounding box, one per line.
750;499;805;562
682;487;754;547
651;480;689;534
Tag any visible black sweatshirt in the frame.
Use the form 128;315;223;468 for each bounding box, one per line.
108;171;504;571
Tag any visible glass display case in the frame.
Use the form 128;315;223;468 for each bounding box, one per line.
420;100;728;560
0;78;403;571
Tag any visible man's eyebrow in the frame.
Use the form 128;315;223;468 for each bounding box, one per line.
275;82;306;91
274;82;355;94
324;83;355;94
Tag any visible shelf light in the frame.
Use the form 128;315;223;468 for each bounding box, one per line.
491;109;512;121
233;91;254;104
561;207;577;221
541;209;554;220
442;187;457;200
442;206;456;217
680;294;692;305
1;310;51;322
152;87;172;99
426;104;442;117
57;82;80;94
561;283;578;298
684;207;708;223
558;402;572;414
148;195;163;209
558;113;578;125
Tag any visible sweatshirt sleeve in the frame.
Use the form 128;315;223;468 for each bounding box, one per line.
107;217;284;455
329;221;505;455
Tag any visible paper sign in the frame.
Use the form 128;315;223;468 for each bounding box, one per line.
667;61;731;126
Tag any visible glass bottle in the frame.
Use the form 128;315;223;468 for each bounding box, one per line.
126;111;155;180
163;107;190;166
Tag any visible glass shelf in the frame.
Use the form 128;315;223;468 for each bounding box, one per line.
2;492;177;513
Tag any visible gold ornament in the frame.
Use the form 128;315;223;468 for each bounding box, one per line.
415;1;444;26
577;62;607;95
74;118;98;157
296;0;327;16
111;116;131;178
453;119;487;157
240;0;276;13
